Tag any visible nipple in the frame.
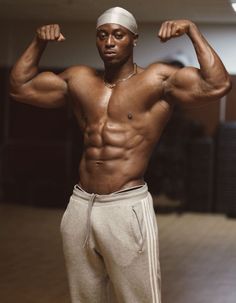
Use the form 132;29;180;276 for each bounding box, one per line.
128;112;133;120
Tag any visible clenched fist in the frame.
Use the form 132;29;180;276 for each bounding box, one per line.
36;24;65;42
158;20;194;42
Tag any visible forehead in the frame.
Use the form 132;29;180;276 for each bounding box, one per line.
96;23;130;33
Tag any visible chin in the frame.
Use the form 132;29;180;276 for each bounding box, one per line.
102;56;130;67
102;58;121;66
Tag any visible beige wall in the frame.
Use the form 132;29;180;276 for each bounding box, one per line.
1;20;235;136
1;20;236;74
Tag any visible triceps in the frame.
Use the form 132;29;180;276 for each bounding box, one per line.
11;71;68;108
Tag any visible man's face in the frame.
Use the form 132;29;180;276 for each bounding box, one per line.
96;23;137;65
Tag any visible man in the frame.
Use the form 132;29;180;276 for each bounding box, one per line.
10;6;231;303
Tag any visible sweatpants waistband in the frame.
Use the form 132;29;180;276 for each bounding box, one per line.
71;183;149;248
72;183;149;204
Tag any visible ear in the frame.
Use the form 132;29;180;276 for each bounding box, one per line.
133;34;139;46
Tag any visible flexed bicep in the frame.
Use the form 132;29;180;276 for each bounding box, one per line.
158;20;231;106
10;23;68;108
164;66;215;106
10;71;68;108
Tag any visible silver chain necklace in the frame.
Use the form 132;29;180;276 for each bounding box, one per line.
103;64;137;89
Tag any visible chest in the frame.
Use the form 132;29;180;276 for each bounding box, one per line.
71;79;162;120
68;72;173;134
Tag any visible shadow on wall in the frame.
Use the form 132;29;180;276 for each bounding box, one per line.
145;104;206;212
0;67;82;208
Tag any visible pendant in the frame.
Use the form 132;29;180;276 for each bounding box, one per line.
103;63;137;89
104;82;116;89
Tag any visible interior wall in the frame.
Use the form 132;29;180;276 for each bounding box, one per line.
0;19;235;207
226;76;236;121
0;20;236;74
184;73;236;136
0;20;235;136
183;100;220;136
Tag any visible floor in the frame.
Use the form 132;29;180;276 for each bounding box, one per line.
1;202;236;303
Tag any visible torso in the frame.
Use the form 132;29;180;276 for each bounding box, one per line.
64;64;174;194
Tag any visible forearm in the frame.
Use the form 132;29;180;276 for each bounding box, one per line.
9;24;68;108
10;37;47;90
187;23;231;90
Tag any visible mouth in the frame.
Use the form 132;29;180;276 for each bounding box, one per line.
103;51;117;57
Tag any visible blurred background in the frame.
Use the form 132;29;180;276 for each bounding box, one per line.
0;1;236;303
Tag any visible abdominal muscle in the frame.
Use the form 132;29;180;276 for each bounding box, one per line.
78;120;151;194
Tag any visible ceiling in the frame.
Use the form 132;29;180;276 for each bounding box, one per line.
0;0;236;24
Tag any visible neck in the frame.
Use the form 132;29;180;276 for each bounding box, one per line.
104;58;135;83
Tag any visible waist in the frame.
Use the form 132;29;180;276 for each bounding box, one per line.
72;183;149;204
79;156;148;194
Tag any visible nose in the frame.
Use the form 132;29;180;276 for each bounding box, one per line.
105;35;115;48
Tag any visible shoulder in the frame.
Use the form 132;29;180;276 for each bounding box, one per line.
145;62;180;80
58;65;97;81
137;63;180;89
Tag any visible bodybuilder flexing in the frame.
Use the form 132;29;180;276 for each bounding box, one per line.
10;7;231;303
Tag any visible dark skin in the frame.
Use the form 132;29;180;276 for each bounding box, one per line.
10;20;231;194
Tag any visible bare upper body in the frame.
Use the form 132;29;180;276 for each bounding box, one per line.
10;20;231;194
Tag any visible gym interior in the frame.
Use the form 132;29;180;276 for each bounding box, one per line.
1;1;236;302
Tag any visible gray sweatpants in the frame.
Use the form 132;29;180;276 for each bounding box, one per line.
60;183;161;303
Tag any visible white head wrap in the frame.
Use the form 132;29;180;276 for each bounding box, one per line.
96;7;138;35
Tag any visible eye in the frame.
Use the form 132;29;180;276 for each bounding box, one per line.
114;32;124;39
97;31;107;40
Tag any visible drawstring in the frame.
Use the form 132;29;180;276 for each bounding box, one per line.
83;193;97;248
